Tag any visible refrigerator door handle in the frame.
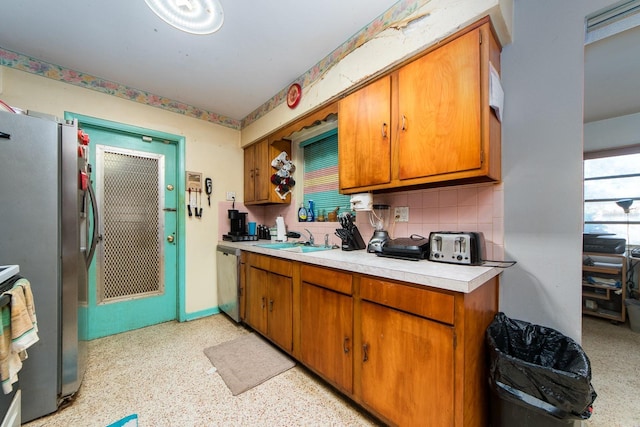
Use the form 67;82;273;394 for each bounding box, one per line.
86;177;101;267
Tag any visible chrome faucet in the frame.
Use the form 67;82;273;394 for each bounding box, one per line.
304;228;315;246
324;233;329;248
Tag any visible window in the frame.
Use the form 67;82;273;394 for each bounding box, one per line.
300;128;351;219
584;148;640;245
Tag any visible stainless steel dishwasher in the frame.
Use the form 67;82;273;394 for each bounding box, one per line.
216;245;241;322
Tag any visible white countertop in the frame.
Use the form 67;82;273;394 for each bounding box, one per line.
217;240;502;294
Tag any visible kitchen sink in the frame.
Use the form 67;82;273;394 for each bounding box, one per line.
254;242;335;253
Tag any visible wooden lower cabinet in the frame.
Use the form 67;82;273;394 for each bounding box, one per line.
242;253;498;426
300;265;354;394
245;266;268;335
244;254;293;352
360;300;454;426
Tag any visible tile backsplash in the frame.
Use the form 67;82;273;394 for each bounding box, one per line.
218;182;504;261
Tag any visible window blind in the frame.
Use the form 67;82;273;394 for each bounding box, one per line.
301;128;351;218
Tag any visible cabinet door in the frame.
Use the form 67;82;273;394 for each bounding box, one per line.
267;273;293;351
245;266;268;335
300;282;353;393
398;28;482;180
254;139;270;202
243;145;256;203
361;301;455;426
243;139;270;203
338;76;391;190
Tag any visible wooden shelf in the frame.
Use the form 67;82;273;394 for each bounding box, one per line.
584;307;624;322
583;265;622;275
582;290;611;300
582;251;627;322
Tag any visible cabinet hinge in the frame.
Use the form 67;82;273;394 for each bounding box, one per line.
453;332;457;349
480;149;485;165
479;30;482;44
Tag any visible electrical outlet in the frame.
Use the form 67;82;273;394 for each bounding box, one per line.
395;206;409;222
225;191;236;201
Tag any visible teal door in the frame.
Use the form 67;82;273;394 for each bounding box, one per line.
69;115;183;339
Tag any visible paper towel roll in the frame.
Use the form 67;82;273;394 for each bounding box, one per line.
276;216;287;241
350;192;373;211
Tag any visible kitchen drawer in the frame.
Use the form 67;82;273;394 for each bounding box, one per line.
247;253;268;270
360;277;455;325
301;265;352;295
269;257;293;277
247;253;293;277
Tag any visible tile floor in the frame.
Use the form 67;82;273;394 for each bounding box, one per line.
22;313;640;426
24;315;379;427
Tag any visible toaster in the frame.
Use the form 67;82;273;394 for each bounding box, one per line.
428;231;485;265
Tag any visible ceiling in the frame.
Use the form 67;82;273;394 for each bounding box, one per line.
1;1;637;126
0;0;400;122
584;23;640;123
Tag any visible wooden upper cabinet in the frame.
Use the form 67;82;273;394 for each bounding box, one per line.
338;76;391;191
254;139;270;201
398;27;481;180
338;18;501;194
243;138;291;205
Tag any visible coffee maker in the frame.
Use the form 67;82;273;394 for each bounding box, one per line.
367;204;391;253
223;209;257;241
228;209;247;236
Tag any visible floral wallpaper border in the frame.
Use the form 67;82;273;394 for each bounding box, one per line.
0;0;426;130
0;47;242;129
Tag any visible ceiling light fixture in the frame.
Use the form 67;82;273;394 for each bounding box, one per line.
144;0;224;35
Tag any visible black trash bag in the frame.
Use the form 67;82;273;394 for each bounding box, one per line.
486;312;597;420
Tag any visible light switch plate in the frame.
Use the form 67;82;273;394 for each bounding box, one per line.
395;206;409;222
226;191;236;201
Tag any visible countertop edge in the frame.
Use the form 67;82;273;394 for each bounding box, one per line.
217;240;502;293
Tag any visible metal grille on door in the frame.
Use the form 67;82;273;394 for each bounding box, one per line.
97;148;165;302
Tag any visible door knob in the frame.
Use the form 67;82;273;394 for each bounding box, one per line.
167;234;175;243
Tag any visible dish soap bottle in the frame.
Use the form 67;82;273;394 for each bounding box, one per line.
307;200;315;222
297;203;308;222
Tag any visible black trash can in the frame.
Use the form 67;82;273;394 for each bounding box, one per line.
486;312;597;427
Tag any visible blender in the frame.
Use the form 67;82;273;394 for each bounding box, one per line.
367;204;391;253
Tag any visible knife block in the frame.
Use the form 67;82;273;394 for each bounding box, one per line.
340;225;366;251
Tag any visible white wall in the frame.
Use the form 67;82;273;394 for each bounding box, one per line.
0;67;242;316
585;111;640;152
501;0;615;340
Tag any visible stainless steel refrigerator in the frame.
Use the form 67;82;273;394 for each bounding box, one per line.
0;110;99;422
